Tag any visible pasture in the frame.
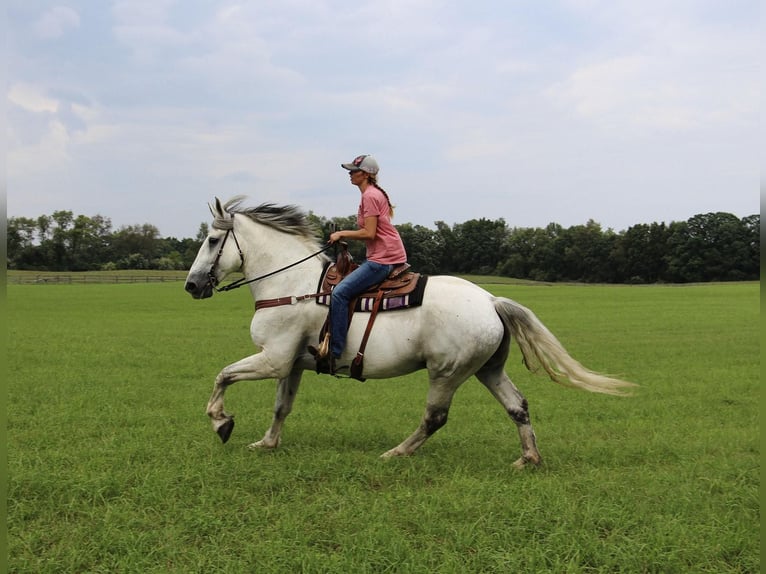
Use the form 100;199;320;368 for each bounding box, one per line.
7;280;759;573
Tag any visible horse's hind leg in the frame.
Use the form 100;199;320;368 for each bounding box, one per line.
476;368;542;468
249;368;303;450
381;378;461;459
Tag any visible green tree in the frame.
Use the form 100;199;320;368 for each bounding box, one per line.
162;236;205;270
450;218;509;274
665;213;754;282
741;214;760;277
501;226;558;281
36;215;52;242
395;223;444;274
535;223;565;282
111;224;162;269
433;221;457;273
7;217;38;269
47;210;75;270
613;222;670;283
556;220;616;282
69;214;112;271
7;206;759;281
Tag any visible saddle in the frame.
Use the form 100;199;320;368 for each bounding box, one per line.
319;262;420;303
315;244;427;381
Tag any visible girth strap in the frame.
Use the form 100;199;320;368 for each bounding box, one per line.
255;292;329;310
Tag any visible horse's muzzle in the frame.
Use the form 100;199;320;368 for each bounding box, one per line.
185;278;215;299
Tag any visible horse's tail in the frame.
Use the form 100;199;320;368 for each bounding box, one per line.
493;297;636;396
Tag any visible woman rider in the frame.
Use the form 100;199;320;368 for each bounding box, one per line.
310;154;408;374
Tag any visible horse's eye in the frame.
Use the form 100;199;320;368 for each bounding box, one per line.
208;236;220;246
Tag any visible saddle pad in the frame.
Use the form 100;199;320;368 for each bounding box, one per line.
315;262;428;312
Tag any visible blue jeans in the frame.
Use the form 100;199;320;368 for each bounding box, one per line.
330;260;393;358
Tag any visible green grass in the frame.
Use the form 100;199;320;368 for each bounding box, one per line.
7;281;759;573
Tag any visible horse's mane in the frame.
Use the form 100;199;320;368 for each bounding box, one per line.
216;196;322;245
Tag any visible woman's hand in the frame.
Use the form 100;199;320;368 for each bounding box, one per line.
328;217;378;244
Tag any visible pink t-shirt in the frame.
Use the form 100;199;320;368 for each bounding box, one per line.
357;187;408;264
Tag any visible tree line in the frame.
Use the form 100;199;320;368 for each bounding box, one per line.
7;209;759;284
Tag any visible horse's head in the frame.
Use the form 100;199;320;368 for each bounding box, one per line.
185;198;244;299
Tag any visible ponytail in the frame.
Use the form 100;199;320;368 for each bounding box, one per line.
368;175;395;217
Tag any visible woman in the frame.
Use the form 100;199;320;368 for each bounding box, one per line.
312;154;408;373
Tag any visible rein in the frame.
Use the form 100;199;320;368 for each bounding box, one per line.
209;227;334;293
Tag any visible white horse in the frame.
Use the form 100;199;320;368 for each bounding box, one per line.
185;197;634;467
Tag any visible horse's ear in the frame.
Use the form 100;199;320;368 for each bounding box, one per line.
208;197;225;220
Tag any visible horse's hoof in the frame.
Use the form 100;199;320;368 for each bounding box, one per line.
512;454;542;469
217;419;235;444
248;438;280;450
380;448;407;459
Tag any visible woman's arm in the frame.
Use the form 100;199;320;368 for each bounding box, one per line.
329;216;378;243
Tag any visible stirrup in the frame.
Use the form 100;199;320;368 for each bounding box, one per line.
308;332;336;375
308;347;336;374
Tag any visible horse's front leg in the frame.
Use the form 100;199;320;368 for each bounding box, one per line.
206;351;286;443
249;366;303;450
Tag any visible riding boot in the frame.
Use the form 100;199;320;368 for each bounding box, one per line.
308;343;336;375
314;354;336;375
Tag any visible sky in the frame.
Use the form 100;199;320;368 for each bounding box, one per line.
6;1;760;239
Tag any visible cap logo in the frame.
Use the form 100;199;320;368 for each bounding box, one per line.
352;155;367;167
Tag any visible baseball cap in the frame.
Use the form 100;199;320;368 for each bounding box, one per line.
341;154;379;174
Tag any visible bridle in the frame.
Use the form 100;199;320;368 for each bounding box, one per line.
207;227;245;292
206;218;333;294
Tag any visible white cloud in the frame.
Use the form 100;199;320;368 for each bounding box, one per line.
544;5;759;135
8;83;59;113
544;55;701;131
34;6;80;39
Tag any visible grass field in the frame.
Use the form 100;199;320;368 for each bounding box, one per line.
7;280;759;573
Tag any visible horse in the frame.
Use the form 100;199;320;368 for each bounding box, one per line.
184;196;635;467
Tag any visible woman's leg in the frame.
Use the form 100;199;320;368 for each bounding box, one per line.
330;261;392;358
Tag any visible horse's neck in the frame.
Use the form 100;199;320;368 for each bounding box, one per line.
241;223;325;299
